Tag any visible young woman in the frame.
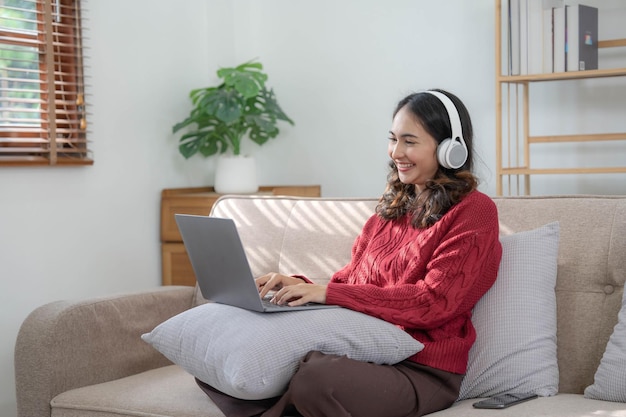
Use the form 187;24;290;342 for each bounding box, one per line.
199;89;503;417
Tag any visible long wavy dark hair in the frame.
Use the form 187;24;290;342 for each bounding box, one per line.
376;89;478;228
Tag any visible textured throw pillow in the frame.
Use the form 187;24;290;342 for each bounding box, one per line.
458;222;560;400
142;303;423;400
584;288;626;402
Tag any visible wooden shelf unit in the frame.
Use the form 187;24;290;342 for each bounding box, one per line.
160;185;321;286
495;0;626;195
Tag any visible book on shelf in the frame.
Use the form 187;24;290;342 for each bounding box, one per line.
553;5;566;72
506;0;601;75
520;0;528;74
566;4;598;71
527;0;544;74
508;0;521;75
542;5;554;73
508;0;566;75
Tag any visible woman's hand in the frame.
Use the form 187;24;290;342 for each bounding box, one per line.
256;272;304;298
256;272;327;306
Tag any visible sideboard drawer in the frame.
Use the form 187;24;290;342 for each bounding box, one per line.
161;193;219;242
161;243;196;286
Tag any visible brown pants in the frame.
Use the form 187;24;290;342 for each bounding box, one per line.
197;351;463;417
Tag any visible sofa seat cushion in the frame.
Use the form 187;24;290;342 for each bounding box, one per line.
50;365;224;417
432;394;626;417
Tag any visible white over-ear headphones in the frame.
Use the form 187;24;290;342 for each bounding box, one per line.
424;90;468;170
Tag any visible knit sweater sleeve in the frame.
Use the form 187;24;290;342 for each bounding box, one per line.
325;192;502;330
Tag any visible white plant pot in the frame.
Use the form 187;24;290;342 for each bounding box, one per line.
214;155;259;194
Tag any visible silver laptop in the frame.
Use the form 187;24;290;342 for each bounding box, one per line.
175;214;337;312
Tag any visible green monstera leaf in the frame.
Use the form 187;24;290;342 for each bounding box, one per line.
172;60;293;158
218;61;268;99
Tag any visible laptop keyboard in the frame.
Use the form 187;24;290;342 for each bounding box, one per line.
261;298;294;309
261;297;325;310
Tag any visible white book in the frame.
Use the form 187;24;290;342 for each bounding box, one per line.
542;7;554;73
527;0;544;74
520;0;529;74
509;0;521;75
553;5;566;72
541;0;565;73
566;4;579;71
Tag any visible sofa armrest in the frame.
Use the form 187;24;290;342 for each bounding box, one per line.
15;285;195;417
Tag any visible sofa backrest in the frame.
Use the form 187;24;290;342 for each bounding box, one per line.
203;194;626;395
208;196;377;284
492;195;626;394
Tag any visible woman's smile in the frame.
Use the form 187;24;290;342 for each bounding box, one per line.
395;162;416;171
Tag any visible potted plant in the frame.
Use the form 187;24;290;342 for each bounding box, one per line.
172;60;294;193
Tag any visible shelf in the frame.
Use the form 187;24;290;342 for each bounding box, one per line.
529;133;626;144
495;0;626;195
498;67;626;83
501;167;626;176
599;39;626;49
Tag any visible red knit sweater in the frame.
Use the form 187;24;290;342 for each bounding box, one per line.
325;190;502;375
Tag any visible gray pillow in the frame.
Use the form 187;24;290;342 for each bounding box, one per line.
584;288;626;402
142;304;423;400
458;222;560;399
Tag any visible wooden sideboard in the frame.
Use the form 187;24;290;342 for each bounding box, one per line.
160;185;321;286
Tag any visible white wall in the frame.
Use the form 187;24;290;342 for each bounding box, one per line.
234;0;499;196
1;0;624;415
0;0;229;415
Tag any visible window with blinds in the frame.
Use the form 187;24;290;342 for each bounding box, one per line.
0;0;89;166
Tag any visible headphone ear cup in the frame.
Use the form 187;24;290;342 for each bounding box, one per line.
437;138;468;169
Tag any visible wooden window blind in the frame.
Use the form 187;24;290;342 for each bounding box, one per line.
0;0;90;166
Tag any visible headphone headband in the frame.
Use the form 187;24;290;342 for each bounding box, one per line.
424;90;468;169
424;90;463;143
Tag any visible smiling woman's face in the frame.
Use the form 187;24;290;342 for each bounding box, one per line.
387;105;439;193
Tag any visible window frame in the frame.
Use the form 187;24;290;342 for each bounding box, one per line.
0;0;90;166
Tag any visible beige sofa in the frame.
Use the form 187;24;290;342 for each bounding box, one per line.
15;194;626;417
